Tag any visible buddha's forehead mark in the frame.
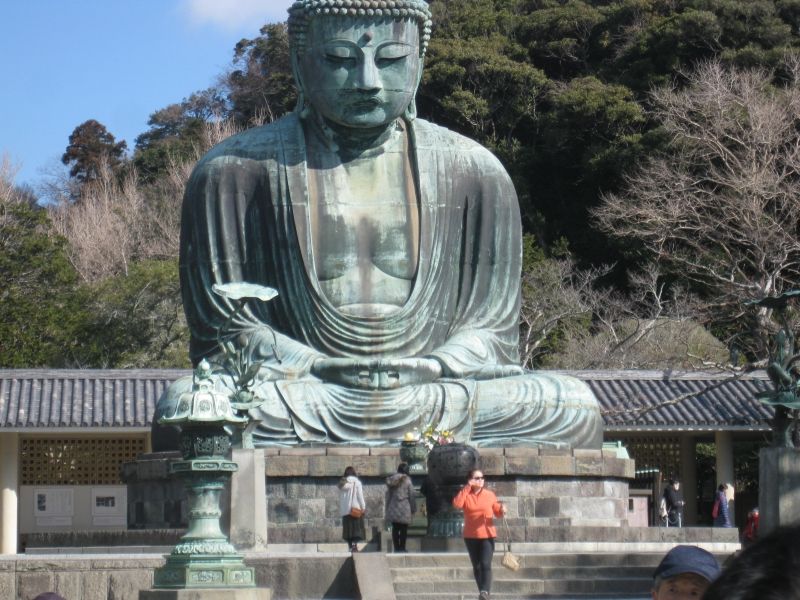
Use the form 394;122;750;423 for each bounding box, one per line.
361;31;374;44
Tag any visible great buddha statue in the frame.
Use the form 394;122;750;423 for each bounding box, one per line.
153;0;603;448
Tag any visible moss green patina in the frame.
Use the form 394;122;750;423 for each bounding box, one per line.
154;0;603;448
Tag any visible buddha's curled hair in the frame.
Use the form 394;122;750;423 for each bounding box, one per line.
287;0;433;56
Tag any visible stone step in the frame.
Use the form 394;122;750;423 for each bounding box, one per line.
391;565;654;582
386;551;668;568
387;550;731;600
392;577;651;594
395;589;651;600
386;552;681;600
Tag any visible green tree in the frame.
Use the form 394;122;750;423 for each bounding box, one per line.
74;260;190;368
224;23;296;125
61;119;127;185
0;194;87;366
133;88;227;181
528;75;650;260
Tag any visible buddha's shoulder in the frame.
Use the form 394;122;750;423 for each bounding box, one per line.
412;119;506;170
196;113;300;169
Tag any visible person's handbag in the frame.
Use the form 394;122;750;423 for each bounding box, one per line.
711;498;720;519
501;516;520;571
349;507;364;518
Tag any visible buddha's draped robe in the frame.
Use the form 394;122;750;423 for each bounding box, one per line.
163;113;603;448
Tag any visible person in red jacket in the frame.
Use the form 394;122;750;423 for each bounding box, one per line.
453;468;507;600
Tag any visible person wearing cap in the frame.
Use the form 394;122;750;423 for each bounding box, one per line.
651;545;720;600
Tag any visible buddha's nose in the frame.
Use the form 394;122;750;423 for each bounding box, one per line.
356;59;381;93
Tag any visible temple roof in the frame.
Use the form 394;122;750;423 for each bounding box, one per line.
572;370;773;433
0;368;774;432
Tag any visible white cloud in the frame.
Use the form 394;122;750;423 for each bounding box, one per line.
182;0;293;32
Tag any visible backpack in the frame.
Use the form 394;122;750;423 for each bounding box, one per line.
712;498;720;519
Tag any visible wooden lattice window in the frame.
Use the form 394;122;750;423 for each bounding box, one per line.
610;435;682;479
20;437;145;486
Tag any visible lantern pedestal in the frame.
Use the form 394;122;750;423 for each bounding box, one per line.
152;453;256;589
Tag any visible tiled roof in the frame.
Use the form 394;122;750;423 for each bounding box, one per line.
0;369;188;430
0;368;774;432
573;370;773;432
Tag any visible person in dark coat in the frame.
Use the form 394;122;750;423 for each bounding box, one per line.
385;462;417;552
663;479;685;527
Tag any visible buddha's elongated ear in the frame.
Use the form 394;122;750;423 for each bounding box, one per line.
290;48;310;118
404;57;425;121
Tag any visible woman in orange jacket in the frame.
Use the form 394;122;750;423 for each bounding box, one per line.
452;468;507;600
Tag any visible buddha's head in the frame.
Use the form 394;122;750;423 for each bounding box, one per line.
288;0;432;130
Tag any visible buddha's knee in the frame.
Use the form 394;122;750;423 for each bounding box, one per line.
474;372;598;409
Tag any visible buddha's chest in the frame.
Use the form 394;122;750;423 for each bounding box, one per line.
307;150;419;282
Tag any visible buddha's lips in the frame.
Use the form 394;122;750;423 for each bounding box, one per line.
348;98;382;111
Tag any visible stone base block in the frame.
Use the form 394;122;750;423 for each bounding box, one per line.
140;588;271;600
153;556;255;589
759;446;800;535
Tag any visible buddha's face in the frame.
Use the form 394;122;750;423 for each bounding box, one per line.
298;17;421;129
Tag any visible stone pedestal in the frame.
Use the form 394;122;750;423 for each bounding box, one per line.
230;448;268;552
758;446;800;535
140;588;270;599
125;446;635;544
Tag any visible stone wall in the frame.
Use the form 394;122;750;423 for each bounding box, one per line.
263;446;634;543
0;555;354;600
122;446;635;545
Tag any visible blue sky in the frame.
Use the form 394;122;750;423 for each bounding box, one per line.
0;0;295;189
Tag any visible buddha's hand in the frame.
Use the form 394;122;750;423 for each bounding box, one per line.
311;357;443;389
471;365;525;379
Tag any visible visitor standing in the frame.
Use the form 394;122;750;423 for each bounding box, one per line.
452;468;507;600
712;483;733;527
385;462;417;552
742;506;759;547
339;466;366;552
663;479;685;527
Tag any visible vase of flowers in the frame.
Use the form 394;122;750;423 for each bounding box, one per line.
400;430;429;473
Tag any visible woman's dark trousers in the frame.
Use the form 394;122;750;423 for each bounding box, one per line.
464;537;495;593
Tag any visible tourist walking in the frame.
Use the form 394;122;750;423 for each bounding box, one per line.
712;483;733;527
385;462;417;552
339;466;366;552
453;468;507;600
663;479;685;527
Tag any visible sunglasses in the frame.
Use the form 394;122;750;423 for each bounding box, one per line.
471;476;485;480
